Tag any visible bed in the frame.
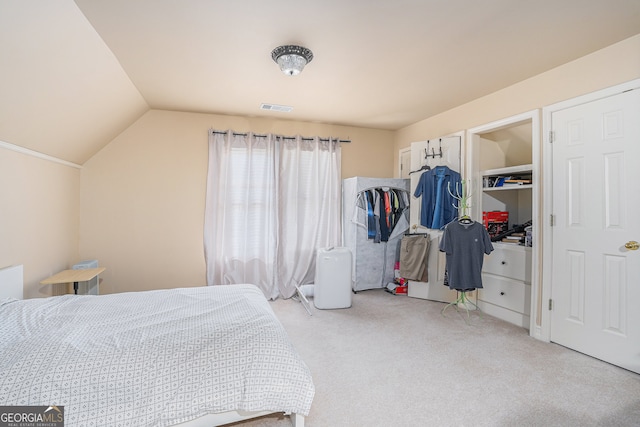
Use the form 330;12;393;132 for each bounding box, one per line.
0;269;314;427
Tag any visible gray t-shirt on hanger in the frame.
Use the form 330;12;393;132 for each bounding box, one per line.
439;221;494;291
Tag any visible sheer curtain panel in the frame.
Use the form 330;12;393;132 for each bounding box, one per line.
203;130;342;299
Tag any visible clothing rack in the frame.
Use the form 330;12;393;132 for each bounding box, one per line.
448;179;472;220
405;230;429;236
441;291;480;323
441;178;481;323
209;129;351;143
359;185;409;193
356;186;409;243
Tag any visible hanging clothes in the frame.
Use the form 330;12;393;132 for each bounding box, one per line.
344;177;411;292
376;189;391;242
439;220;493;291
365;191;376;239
355;188;409;243
413;165;462;229
399;234;430;282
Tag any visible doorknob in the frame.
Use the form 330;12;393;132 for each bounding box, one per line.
625;241;639;250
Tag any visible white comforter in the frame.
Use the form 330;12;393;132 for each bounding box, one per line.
0;284;314;426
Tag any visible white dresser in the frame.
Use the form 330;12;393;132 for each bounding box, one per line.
478;243;532;328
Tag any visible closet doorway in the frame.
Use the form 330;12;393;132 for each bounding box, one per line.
467;111;541;331
544;81;640;374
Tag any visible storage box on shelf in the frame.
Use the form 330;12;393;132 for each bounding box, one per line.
483;211;509;239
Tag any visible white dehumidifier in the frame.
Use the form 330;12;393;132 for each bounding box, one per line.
313;247;352;309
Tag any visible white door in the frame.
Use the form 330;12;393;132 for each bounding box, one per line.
407;135;461;303
550;88;640;374
399;147;411;179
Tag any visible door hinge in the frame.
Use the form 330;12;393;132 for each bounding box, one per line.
550;214;556;226
549;130;555;143
548;299;553;310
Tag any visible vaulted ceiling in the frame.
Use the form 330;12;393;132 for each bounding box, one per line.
2;0;639;164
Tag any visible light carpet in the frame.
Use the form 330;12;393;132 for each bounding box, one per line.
232;289;640;427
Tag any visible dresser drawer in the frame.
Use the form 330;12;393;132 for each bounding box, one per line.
480;274;531;315
483;243;531;282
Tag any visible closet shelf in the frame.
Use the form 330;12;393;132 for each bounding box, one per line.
482;163;533;190
484;184;532;192
481;164;533;177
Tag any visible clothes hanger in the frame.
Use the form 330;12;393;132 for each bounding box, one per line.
458;215;473;225
409;144;436;175
409;164;431;175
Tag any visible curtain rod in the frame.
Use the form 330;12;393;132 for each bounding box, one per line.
210;130;351;143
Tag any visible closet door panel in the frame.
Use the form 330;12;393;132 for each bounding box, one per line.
406;134;461;304
409;135;462;232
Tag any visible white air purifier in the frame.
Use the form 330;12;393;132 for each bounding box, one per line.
72;259;99;295
314;247;352;309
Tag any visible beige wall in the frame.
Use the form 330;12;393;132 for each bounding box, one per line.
79;111;394;294
392;34;639;332
6;35;638;298
394;34;640;168
0;147;80;298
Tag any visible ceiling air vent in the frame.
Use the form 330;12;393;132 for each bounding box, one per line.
260;103;293;113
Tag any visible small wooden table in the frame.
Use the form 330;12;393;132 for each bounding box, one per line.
40;267;106;295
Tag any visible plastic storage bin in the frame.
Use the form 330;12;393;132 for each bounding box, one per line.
314;247;352;309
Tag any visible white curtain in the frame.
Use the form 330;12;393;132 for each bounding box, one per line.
203;130;342;299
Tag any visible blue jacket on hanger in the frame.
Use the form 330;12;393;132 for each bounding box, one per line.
414;166;461;229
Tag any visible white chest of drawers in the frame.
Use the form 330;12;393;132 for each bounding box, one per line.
478;243;532;329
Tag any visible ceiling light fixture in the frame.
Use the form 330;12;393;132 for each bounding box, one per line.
271;45;313;76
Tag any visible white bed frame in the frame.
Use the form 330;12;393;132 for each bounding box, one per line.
174;410;304;427
0;264;23;299
0;265;305;427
